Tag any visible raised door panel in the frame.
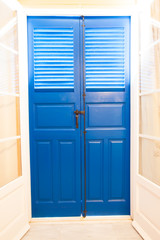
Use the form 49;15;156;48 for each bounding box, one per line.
58;141;76;202
36;141;53;202
108;139;125;201
87;140;104;201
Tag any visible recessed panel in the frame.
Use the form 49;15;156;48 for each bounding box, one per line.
36;141;53;202
35;104;74;129
59;141;76;202
108;140;125;201
87;140;103;201
87;104;125;128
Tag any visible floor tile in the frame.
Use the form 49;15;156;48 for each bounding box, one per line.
22;221;143;240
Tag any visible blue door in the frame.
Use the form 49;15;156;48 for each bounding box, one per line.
84;17;130;215
28;16;130;217
28;17;82;217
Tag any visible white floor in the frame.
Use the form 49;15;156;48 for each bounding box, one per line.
22;220;143;240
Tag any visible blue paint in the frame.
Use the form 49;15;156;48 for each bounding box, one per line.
109;140;124;200
35;104;74;129
87;103;125;127
37;141;53;201
28;16;130;217
84;17;130;215
28;17;81;217
87;140;103;201
59;141;76;201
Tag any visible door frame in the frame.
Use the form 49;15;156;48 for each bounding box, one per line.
0;1;30;240
21;7;139;222
132;5;160;240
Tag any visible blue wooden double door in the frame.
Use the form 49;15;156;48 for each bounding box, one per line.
28;16;130;217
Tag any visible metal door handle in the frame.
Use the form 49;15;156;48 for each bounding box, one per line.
74;110;85;129
75;112;79;128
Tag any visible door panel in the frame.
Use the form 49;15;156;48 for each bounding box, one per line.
28;16;130;217
109;139;125;200
87;140;103;201
28;17;81;217
36;141;53;202
84;17;130;215
35;104;75;129
58;140;76;202
86;103;125;127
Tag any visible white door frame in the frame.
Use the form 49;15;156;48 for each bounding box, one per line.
0;1;30;240
22;6;160;240
22;7;140;222
132;7;160;240
2;2;160;239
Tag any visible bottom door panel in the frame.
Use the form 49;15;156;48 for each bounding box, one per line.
86;133;130;215
32;136;81;217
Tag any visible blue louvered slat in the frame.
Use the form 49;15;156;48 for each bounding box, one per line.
33;28;74;90
85;28;126;90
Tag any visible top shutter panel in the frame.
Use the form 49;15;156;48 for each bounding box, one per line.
85;28;126;90
33;28;74;90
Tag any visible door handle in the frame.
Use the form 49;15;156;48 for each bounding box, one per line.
74;110;85;129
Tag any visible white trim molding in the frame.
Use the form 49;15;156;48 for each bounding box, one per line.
0;42;18;55
24;5;139;225
0;136;20;143
132;220;152;240
0;17;17;38
25;7;138;17
17;8;31;222
24;7;139;223
139;89;160;96
31;215;131;223
0;91;20;97
139;134;160;142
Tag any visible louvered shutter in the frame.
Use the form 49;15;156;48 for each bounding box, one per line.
85;28;126;90
33;28;74;90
